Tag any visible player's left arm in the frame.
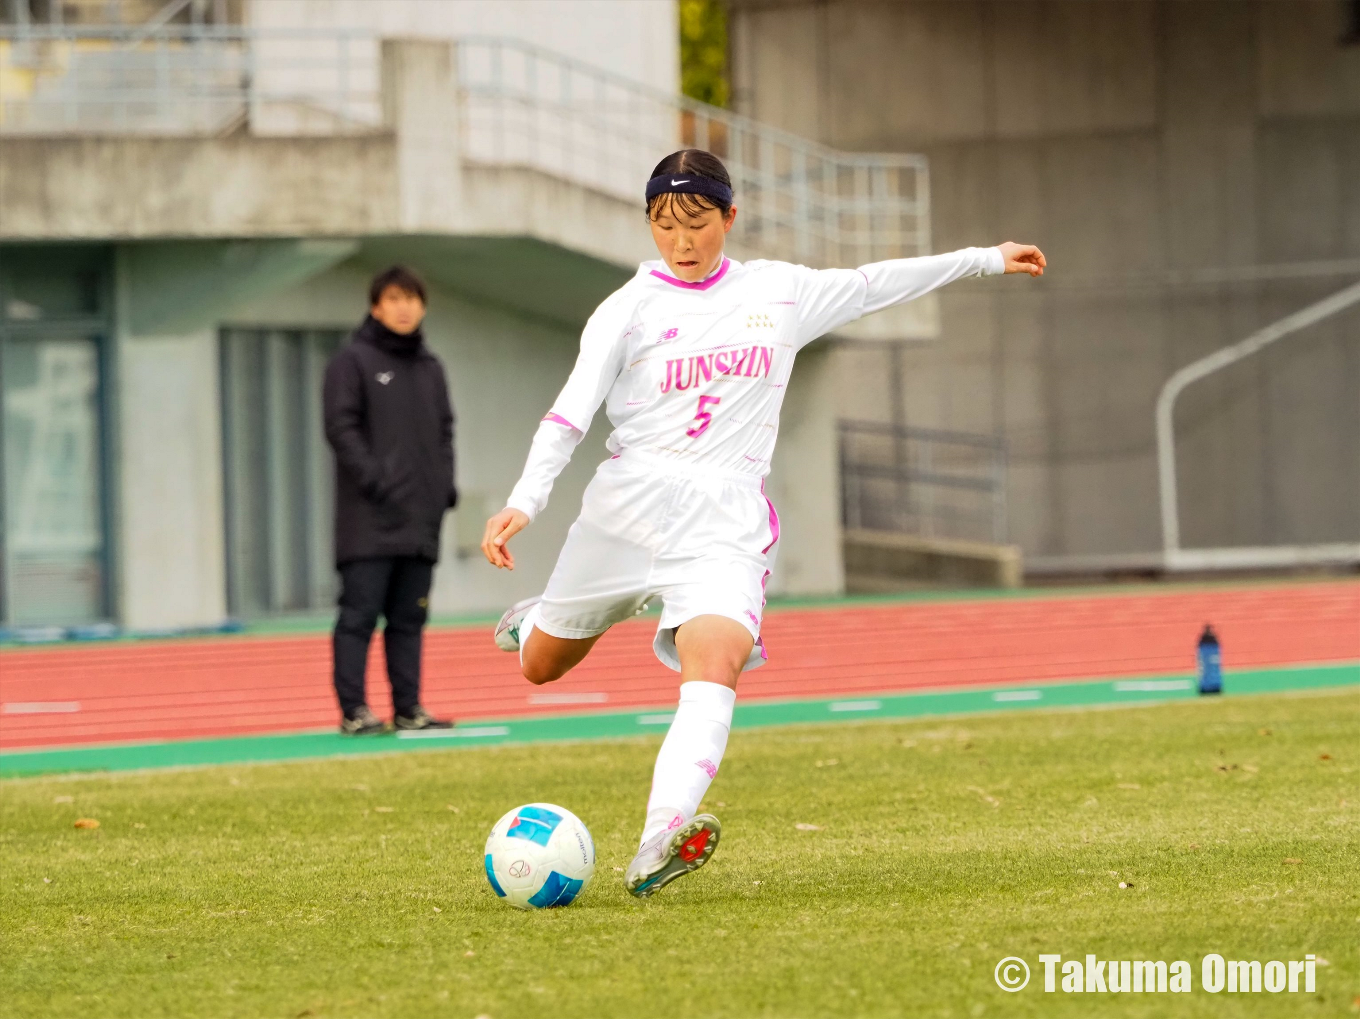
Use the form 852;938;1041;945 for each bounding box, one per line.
858;242;1045;317
789;242;1044;347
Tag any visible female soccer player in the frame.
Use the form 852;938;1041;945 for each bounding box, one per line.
483;149;1045;897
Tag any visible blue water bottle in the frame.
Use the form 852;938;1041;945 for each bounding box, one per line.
1197;624;1222;695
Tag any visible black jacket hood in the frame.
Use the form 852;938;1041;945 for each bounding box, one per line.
356;314;426;357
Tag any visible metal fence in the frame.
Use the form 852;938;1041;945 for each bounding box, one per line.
1154;278;1360;573
0;25;929;268
0;24;380;135
457;37;929;267
840;420;1007;545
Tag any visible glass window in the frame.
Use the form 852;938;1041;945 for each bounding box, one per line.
0;247;104;322
1;335;106;623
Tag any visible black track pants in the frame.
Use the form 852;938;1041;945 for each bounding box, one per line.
333;556;433;719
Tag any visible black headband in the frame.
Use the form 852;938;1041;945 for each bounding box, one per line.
645;172;733;206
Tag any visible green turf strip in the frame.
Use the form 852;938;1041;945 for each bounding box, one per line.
3;662;1355;778
1;687;1356;1017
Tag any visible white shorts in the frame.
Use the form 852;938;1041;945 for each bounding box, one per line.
535;450;780;671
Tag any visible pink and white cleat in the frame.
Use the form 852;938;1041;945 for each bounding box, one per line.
493;596;540;652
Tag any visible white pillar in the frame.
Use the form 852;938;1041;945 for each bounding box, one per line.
382;38;464;234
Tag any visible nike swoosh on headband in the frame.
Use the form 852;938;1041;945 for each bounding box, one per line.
645;173;733;204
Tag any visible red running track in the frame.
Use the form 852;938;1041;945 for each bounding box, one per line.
1;581;1356;750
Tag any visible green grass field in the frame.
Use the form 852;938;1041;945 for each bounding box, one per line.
2;688;1356;1018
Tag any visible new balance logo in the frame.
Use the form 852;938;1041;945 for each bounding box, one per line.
376;371;394;385
696;758;718;779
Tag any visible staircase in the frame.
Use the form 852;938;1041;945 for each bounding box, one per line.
0;26;929;273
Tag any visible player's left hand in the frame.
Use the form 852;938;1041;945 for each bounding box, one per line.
997;241;1046;276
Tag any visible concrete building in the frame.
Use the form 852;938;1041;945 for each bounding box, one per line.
730;0;1360;572
0;0;929;631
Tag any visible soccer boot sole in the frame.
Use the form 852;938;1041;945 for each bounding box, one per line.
625;814;722;898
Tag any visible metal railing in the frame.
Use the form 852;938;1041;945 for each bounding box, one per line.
0;26;930;268
1155;278;1360;572
0;24;381;135
457;37;929;267
840;420;1007;544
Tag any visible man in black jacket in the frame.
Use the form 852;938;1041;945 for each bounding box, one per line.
323;266;457;734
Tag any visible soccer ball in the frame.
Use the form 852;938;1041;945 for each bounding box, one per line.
484;803;596;909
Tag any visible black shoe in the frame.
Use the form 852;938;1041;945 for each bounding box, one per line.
340;705;388;736
393;706;453;730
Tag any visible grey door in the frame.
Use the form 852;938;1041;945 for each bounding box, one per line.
220;327;342;617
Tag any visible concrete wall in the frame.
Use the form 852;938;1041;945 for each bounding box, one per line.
766;342;843;596
0;38;649;265
730;0;1360;563
249;0;679;97
0;135;399;241
115;328;228;630
112;240;345;631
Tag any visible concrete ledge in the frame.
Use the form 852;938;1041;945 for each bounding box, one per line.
0;134;399;240
843;528;1023;590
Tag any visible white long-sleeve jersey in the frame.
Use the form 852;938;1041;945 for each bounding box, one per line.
506;247;1005;520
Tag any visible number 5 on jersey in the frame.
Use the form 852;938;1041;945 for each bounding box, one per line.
686;395;721;438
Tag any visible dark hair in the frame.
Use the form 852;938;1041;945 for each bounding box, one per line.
368;265;427;306
646;149;733;219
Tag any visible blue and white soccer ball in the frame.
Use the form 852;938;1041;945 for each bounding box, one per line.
484;803;596;909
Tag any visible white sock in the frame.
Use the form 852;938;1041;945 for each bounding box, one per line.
640;681;736;846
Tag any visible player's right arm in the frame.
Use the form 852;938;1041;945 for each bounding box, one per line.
482;294;635;570
481;506;529;570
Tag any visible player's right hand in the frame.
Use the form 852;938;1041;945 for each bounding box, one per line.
482;507;530;570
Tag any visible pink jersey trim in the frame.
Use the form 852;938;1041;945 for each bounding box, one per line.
760;480;781;554
649;258;731;292
757;564;773;660
542;412;580;431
